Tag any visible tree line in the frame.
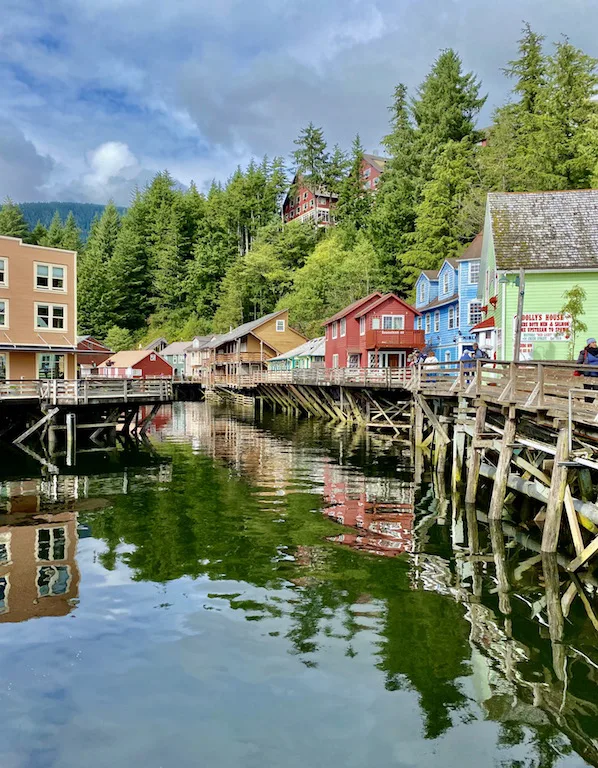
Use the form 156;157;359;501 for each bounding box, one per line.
0;24;596;348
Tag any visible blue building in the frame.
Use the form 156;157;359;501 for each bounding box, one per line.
414;234;483;362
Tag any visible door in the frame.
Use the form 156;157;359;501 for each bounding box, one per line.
387;353;406;368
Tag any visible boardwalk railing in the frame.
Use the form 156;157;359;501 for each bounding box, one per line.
209;367;413;389
0;378;173;405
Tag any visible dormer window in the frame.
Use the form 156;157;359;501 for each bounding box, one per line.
418;284;426;303
276;319;285;332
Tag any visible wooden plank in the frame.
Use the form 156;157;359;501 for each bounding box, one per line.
567;535;598;572
489;416;517;520
414;394;450;445
13;407;59;445
541;427;570;553
564;485;585;556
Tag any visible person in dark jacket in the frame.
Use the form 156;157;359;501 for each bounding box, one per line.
576;338;598;402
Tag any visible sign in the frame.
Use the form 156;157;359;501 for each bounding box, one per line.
519;343;534;361
514;313;572;342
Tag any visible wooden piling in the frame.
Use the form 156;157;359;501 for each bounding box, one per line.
542;426;570;553
488;413;517;520
465;402;487;506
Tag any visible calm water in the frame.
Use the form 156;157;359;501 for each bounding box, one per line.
1;402;598;768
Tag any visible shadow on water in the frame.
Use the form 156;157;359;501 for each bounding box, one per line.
1;401;598;767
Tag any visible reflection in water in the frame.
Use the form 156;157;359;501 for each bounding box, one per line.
0;402;597;767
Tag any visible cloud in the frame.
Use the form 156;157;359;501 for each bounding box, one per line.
2;0;598;203
0;118;54;201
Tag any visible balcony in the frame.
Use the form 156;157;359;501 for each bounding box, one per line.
215;352;268;365
365;329;426;349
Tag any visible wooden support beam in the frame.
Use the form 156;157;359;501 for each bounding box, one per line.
542;427;570;553
415;394;450;445
567;534;598;572
13;407;59;445
465;403;487;506
564;486;585;556
489;415;517;520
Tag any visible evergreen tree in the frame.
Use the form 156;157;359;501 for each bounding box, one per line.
109;218;150;331
324;144;350;194
292;123;329;192
44;211;65;248
153;205;187;312
29;221;48;246
104;325;134;352
61;211;83;252
335;135;371;231
504;22;547;114
0;199;30;240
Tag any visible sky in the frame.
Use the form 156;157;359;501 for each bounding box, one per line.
1;0;598;206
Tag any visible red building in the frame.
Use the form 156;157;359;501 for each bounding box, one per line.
282;175;336;227
323;292;424;369
361;154;387;191
97;349;173;379
76;335;112;376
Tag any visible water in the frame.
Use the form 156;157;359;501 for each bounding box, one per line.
1;402;598;768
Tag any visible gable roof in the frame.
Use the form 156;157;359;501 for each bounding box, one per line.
488;190;598;270
101;350;170;368
354;293;421;318
77;335;111;352
143;337;168;350
184;335;215;352
161;341;192;356
323;293;382;325
470;316;495;333
363;154;388;173
418;270;439;282
269;337;325;362
457;231;483;261
209;309;288;348
418;292;459;312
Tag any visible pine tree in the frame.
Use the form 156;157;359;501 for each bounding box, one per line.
108;218;150;331
61;211;83;252
0;199;30;240
30;221;48;246
504;23;547;114
104;325;134;352
292;123;329;192
335;135;371;231
324;144;350;194
44;211;65;248
153;206;187;312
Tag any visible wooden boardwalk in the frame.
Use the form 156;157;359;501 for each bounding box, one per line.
0;378;173;406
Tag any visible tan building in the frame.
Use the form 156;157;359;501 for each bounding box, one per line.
0;235;77;380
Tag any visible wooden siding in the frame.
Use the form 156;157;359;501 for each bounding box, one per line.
253;312;307;355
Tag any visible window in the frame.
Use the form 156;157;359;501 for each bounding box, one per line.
340;318;346;337
318;210;330;223
469;261;480;285
425;314;431;333
276;319;285;332
359;317;366;336
418;284;426;304
348;354;359;368
35;263;66;292
37;353;65;379
382;315;404;330
0;533;10;565
0;299;8;328
448;306;455;330
35;303;66;331
444;351;452;362
332;322;338;339
468;300;483;326
37;566;70;597
0;576;7;614
303;191;308;200
0;258;7;287
332;353;339;368
442;271;451;295
303;203;308;211
363;168;371;178
310;199;314;208
37;527;66;561
434;311;440;332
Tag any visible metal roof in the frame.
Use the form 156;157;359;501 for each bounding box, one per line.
161;341;192;356
206;310;288;348
323;293;382;325
269;337;325;362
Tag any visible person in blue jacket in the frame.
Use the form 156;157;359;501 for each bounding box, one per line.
576;337;598;402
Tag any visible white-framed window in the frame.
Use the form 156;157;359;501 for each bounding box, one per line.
35;303;66;331
363;168;371;178
434;311;440;332
340;318;346;337
371;317;380;330
332;321;338;339
35;262;66;292
425;314;431;333
359;317;366;336
37;527;66;561
469;261;480;285
303;203;308;211
444;351;452;362
276;319;285;332
468;300;483;326
310;200;314;208
317;209;330;223
0;532;11;565
0;299;8;328
332;353;339;368
0;575;8;614
382;315;404;330
442;271;451;295
0;258;7;287
303;191;308;200
418;284;425;303
448;306;455;330
37;565;70;597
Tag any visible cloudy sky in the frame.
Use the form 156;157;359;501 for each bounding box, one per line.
1;0;598;205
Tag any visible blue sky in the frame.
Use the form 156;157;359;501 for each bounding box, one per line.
1;0;598;205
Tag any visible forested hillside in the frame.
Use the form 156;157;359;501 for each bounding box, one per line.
19;202;126;240
0;25;596;349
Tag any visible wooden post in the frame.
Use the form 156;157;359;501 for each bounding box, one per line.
465;402;487;505
66;411;76;466
488;412;517;520
542;552;566;681
542;426;569;553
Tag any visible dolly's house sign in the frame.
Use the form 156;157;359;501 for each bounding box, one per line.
514;313;572;342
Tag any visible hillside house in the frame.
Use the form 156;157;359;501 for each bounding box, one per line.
161;341;191;378
478;190;598;361
414;234;483;362
97;350;172;378
267;337;325;371
324;293;423;369
282;175;337;227
361;154;387;191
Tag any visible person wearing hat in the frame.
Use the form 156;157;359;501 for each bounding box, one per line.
576;337;598;402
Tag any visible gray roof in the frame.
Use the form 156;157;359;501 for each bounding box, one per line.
363;154;388;173
207;309;288;349
269;337;325;362
488;190;598;270
184;335;216;352
161;341;192;356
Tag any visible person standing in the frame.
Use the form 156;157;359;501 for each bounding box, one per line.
472;342;489;360
576;337;598;402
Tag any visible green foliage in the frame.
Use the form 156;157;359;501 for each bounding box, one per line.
61;211;84;252
19;202;126;239
0;198;30;240
335;135;371;231
104;325;134;352
293;122;329;192
43;211;66;248
561;285;588;359
29;221;48;246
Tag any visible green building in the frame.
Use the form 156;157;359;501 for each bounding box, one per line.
267;337;325;371
477;190;598;361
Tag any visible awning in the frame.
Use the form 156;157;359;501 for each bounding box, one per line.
0;344;77;353
470;316;495;333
